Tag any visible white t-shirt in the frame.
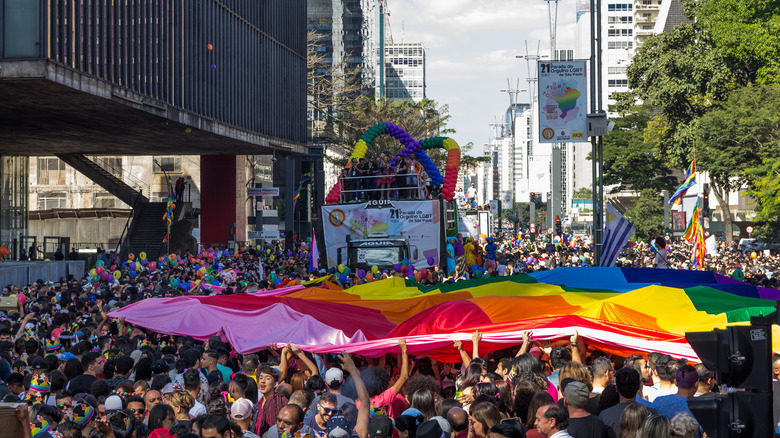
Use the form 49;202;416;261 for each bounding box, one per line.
189;400;207;418
467;187;477;198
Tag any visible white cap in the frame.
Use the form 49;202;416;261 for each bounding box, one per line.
325;367;344;385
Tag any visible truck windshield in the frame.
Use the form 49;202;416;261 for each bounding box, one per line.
355;247;404;267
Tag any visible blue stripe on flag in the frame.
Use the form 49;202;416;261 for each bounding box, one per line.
600;205;636;267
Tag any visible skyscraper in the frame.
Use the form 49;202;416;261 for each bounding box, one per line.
384;42;426;102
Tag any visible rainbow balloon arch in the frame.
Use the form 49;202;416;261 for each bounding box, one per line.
325;123;461;204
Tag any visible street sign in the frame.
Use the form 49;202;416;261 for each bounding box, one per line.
746;226;754;234
530;223;536;230
248;230;279;239
547;228;553;235
247;187;279;197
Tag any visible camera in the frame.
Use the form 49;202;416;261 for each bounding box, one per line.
271;156;278;163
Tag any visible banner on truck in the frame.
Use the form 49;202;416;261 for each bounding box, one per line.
321;200;441;268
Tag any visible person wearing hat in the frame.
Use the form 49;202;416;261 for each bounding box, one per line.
368;415;394;438
72;402;98;437
416;419;446;438
306;367;353;420
230;397;261;437
562;380;609;437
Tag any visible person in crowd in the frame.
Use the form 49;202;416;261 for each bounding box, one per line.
563;380;610;437
599;368;658;436
535;403;573;438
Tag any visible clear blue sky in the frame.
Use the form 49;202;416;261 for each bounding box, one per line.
389;0;578;155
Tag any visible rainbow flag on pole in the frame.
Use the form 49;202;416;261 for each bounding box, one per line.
669;159;696;205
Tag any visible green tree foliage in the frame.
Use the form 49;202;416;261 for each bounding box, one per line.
601;106;677;193
698;84;780;234
616;24;732;164
693;0;780;84
572;187;593;199
624;190;666;241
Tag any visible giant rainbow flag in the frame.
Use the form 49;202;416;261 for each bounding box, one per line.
110;268;780;361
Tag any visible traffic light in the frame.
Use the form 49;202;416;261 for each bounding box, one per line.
555;217;562;235
702;183;711;218
685;325;773;437
529;192;536;203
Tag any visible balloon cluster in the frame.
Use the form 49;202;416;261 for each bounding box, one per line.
325;123;462;204
408;137;461;201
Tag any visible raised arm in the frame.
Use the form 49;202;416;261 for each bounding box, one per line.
391;339;409;395
278;343;291;381
471;330;482;359
291;344;320;376
516;330;532;357
454;340;472;368
570;330;584;364
340;352;369;438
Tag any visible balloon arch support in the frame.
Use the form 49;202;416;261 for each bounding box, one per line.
325;123;461;204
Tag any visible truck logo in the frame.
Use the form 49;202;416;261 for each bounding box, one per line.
364;200;394;209
328;209;346;227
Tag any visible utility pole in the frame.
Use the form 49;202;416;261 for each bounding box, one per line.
517;42;548;231
500;79;526;223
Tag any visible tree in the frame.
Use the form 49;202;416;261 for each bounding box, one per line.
691;0;780;85
616;24;732;165
601;105;677;193
624;190;666;241
698;84;780;236
572;187;593;199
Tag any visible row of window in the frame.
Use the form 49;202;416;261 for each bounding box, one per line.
608;16;633;23
36;156;182;185
36;193;123;210
388;58;423;67
607;3;633;11
608;79;629;87
608;29;633;36
608;41;634;49
386;47;423;56
608;66;627;74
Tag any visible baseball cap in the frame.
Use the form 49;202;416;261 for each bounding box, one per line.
430;416;452;435
151;359;170;374
563;380;590;408
161;383;178;395
416;420;446;438
32;357;48;370
325;367;344;386
230;397;254;421
327;415;352;438
104;395;124;413
368;415;394;438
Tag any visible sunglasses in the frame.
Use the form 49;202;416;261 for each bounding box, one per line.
320;406;340;415
57;403;72;409
130;408;145;415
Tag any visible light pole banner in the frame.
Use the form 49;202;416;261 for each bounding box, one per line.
538;60;588;143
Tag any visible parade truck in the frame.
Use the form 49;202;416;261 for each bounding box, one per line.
321;198;459;273
319;123;464;273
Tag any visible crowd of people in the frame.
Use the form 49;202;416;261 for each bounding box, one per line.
1;220;777;438
0;270;721;438
339;154;436;202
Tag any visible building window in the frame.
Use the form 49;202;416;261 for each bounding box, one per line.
608;16;633;23
37;158;66;185
607;3;632;11
37;192;67;210
94;192;121;209
608;41;633;50
608;79;629;87
153;156;181;173
608;66;627;74
608;29;633;36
